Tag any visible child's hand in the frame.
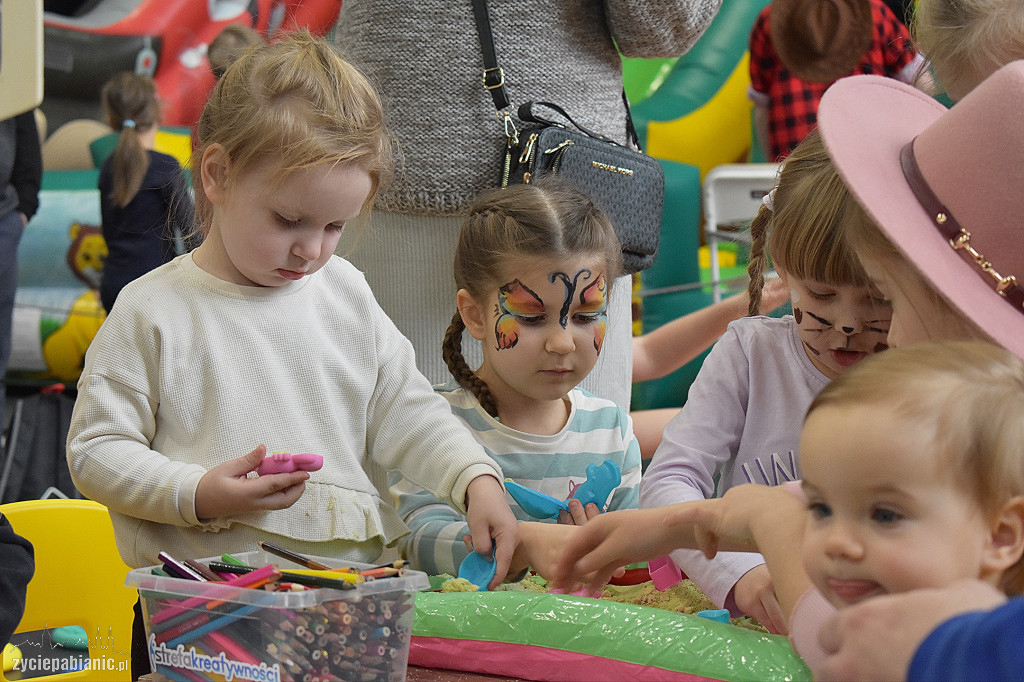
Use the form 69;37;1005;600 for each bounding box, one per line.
465;474;520;590
557;498;601;526
733;565;787;635
668;483;808;630
662;484;793;558
195;444;310;522
550;506;692;591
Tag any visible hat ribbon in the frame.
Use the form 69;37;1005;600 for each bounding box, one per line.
900;141;1024;314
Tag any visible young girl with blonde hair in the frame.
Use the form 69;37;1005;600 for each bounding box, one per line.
98;72;193;312
390;180;642;577
913;0;1024;101
67;32;518;676
640;129;892;633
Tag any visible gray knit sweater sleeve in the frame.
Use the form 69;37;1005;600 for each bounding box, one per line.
334;0;721;216
606;0;722;57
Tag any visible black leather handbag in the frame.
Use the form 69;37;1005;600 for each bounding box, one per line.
471;0;665;274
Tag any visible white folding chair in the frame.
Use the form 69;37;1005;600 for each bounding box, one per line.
703;163;780;302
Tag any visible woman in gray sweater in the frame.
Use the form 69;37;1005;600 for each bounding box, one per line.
333;0;722;411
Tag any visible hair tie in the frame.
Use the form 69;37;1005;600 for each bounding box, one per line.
123;119;136;129
761;187;776;212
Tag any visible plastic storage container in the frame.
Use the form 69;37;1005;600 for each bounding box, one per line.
126;549;429;682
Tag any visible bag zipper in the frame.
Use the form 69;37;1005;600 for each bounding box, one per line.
544;139;574;174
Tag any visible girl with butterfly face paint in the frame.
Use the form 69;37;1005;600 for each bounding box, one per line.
388;180;643;579
641;130;892;636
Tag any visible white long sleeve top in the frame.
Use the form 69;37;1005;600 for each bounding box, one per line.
67;253;501;568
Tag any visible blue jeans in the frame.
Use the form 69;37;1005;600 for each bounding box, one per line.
0;209;25;429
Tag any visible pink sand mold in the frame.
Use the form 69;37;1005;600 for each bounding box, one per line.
256;452;324;476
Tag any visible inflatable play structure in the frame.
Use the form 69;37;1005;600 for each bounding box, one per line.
42;0;341;127
627;1;771;411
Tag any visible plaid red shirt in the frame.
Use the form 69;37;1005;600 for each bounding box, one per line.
749;0;918;161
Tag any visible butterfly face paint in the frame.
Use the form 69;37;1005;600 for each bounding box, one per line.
476;258;609;408
787;277;892;379
494;279;545;350
548;269;609;352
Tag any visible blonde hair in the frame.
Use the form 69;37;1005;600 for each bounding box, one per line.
443;180;622;416
208;23;264;79
746;130;865;315
101;72;161;208
913;0;1024;100
808;341;1024;595
191;30;394;236
844;200;989;342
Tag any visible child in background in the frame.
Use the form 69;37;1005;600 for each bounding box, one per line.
98;73;193;313
640;129;891;634
390;181;641;578
66;32;518;677
207;23;264;79
549;341;1024;671
913;0;1024;102
748;0;924;161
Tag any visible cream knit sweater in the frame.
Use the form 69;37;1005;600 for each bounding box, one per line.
67;254;501;568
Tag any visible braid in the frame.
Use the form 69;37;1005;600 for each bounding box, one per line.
746;205;771;316
442;310;499;418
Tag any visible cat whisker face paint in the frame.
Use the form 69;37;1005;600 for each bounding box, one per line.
787;277;892;379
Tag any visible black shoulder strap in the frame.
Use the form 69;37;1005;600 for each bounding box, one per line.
470;0;510;111
470;0;642;150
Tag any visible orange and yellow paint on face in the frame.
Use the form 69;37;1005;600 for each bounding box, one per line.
578;274;608;353
493;269;609;353
494;279;544;350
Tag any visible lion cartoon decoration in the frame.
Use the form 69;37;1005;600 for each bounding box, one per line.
41;222;107;382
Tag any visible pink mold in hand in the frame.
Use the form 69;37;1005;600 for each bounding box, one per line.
256;452;324;476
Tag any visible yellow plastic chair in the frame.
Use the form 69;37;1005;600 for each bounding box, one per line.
0;499;135;681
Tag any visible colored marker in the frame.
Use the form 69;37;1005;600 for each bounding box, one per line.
151;564;282;624
282;568;364;585
259;541;331;570
159;552;208;581
184;558;224;582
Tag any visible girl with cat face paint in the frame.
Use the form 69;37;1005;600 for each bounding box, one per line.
388;180;642;579
640;130;892;635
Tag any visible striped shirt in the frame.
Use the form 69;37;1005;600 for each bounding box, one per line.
390;382;642;576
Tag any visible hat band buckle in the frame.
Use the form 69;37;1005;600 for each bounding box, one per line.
900;141;1024;314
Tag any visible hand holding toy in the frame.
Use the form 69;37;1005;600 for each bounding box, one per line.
504;460;622;520
458;542;498;591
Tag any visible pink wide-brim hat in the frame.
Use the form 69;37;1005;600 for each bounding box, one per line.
818;60;1024;360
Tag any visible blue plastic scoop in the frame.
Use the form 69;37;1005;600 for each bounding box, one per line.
504;460;622;520
504;479;570;519
457;542;498;591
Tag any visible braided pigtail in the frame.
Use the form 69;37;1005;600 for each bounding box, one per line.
746;203;771;317
442;310;499;418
